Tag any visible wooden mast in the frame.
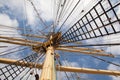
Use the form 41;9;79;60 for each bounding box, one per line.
40;46;56;80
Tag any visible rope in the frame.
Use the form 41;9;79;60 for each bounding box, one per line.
34;53;44;74
54;0;62;29
28;0;48;27
61;43;120;47
0;47;29;56
23;0;27;39
0;24;31;32
61;52;76;79
0;46;21;54
92;56;120;67
20;68;31;80
54;0;67;32
60;0;74;22
57;0;82;32
26;69;34;80
56;57;70;80
27;0;52;36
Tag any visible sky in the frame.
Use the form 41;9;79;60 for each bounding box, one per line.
0;0;120;80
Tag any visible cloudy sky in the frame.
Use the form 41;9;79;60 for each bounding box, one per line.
0;0;120;80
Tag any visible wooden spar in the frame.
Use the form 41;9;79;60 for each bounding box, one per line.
0;39;36;46
0;36;42;44
56;66;120;76
56;47;114;57
22;34;47;39
59;45;103;52
40;46;56;80
0;58;120;76
0;36;43;46
0;58;42;68
0;46;8;48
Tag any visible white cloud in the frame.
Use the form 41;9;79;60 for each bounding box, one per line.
0;0;98;30
111;77;120;80
0;0;120;80
25;0;36;26
103;34;120;55
0;13;20;37
37;0;53;21
24;0;54;26
0;14;18;26
0;0;25;19
58;60;89;80
0;13;22;58
0;0;36;26
58;0;97;30
62;60;79;67
0;3;3;8
107;64;120;80
0;13;22;80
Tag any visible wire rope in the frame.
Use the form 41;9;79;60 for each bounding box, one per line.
57;0;82;32
20;68;31;80
56;55;70;80
0;47;29;56
23;0;28;39
61;52;77;80
0;46;22;54
54;0;62;28
92;56;120;67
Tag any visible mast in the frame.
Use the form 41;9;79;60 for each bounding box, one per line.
1;0;120;79
40;46;56;80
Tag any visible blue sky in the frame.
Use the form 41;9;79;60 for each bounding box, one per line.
0;0;120;80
